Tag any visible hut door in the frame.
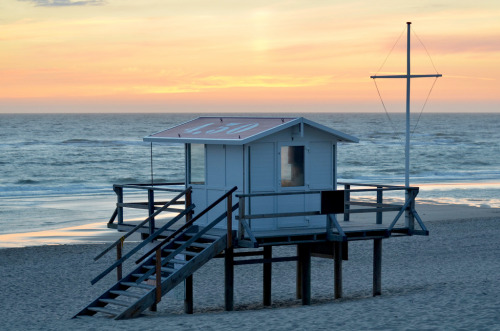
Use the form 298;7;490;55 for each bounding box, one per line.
277;144;307;228
248;143;276;230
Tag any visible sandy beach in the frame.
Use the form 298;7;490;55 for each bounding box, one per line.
1;203;499;330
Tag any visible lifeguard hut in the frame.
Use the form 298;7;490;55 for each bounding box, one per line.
75;116;429;320
144;116;358;231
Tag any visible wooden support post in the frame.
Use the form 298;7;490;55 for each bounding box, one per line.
334;241;343;299
376;187;383;224
184;188;193;314
116;243;122;281
149;249;160;312
407;189;416;233
115;186;123;225
185;188;192;222
225;247;234;311
155;249;162;304
227;194;232;248
299;244;311;305
373;239;382;296
238;196;245;240
263;246;272;306
184;273;193;314
296;245;302;300
344;185;350;221
148;188;155;236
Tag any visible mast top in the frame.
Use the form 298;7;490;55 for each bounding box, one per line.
371;22;441;187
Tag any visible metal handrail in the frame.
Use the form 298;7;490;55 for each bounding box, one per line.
114;182;186;192
94;187;192;261
91;204;195;285
133;202;239;285
136;186;239;263
237;186;423;238
236;186;417;198
338;181;419;189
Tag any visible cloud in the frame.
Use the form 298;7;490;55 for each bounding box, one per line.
19;0;105;6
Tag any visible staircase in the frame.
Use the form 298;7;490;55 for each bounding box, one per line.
74;231;227;319
74;186;238;320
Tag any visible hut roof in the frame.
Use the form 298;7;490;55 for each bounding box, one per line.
144;116;358;145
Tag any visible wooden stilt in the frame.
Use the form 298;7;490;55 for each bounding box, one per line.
334;241;343;299
184;275;193;314
224;247;234;311
155;249;162;304
373;239;382;296
296;245;302;300
184;188;194;314
263;246;272;306
299;244;311;305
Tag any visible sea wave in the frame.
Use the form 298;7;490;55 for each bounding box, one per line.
15;179;41;185
61;139;146;147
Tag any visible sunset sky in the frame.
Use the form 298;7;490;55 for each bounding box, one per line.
1;0;499;113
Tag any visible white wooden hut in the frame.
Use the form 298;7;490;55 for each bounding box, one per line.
77;116;428;319
144;116;358;231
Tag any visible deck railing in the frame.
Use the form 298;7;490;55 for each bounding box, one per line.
92;183;239;290
93;182;192;284
110;182;187;233
236;183;428;242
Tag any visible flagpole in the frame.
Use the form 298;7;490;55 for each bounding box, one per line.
370;22;441;188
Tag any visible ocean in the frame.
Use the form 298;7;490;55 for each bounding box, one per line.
1;113;499;236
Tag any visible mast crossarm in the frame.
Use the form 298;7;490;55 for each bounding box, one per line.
370;74;442;79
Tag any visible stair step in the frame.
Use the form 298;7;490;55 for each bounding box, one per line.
87;306;120;316
174;240;210;248
163;248;198;257
143;265;176;273
120;281;155;290
132;273;168;281
152;256;188;264
110;290;142;299
99;298;130;307
186;233;220;241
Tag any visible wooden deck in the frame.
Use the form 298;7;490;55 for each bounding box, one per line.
94;183;428;316
109;218;411;248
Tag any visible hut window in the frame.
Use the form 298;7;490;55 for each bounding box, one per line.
189;144;205;184
281;146;305;187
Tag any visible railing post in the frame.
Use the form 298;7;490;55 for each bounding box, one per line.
344;185;350;222
184;187;193;314
185;188;192;223
148;188;155;236
326;213;333;241
405;188;415;233
376;186;383;224
238;196;245;241
227;193;232;248
114;186;123;225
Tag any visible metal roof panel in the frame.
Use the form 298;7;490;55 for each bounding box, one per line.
144;116;358;144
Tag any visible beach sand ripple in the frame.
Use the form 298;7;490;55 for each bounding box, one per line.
1;217;499;330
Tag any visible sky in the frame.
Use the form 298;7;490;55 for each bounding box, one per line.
0;0;499;113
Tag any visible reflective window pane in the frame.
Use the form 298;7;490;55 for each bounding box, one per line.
281;146;304;187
